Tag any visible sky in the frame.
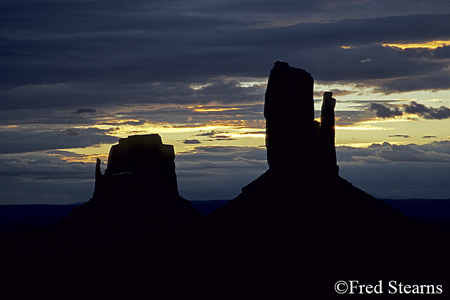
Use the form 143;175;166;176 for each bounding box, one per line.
2;0;450;204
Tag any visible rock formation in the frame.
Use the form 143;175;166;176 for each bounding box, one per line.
205;61;450;298
264;61;338;177
319;91;339;175
94;134;179;199
264;61;315;170
58;134;203;242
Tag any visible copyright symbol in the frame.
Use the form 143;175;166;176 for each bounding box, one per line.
335;280;348;294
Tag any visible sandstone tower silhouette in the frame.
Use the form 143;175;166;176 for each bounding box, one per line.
60;134;203;240
94;134;179;199
264;61;338;176
264;61;315;170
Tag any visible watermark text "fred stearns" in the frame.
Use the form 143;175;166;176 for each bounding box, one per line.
334;280;443;295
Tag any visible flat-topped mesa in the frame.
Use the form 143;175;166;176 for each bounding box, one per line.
63;134;203;236
264;61;338;176
94;134;179;198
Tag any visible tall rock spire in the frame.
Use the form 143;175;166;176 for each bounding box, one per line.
320;92;338;176
264;61;315;170
264;61;338;176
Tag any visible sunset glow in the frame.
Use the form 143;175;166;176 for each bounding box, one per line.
191;106;242;113
382;40;450;49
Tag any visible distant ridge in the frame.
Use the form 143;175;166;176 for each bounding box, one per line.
0;200;229;232
2;199;450;231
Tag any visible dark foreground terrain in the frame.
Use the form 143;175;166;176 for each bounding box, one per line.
1;198;450;232
1;177;449;300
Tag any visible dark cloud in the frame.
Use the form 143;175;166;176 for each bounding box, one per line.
195;130;245;141
0;107;108;126
339;162;450;199
176;145;267;199
75;108;98;114
368;103;402;118
337;141;450;164
388;135;410;138
334;110;367;126
337;141;450;199
366;101;450;120
212;135;237;141
61;128;79;136
433;45;450;59
0;152;95;204
423;135;437;138
314;89;356;98
195;0;450;23
177;146;267;164
196;131;221;137
0;80;265;111
0;127;117;154
373;75;450;94
2;2;450;111
241;131;265;135
403;101;450;119
379;144;450;162
99;120;146;126
183;139;201;144
0;153;93;180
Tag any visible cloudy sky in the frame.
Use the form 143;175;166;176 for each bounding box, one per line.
2;0;450;204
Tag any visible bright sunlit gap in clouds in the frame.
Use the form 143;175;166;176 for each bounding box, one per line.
59;119;266;164
342;40;450;50
382;40;450;49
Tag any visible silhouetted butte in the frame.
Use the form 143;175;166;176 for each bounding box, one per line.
57;134;203;243
198;61;450;298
